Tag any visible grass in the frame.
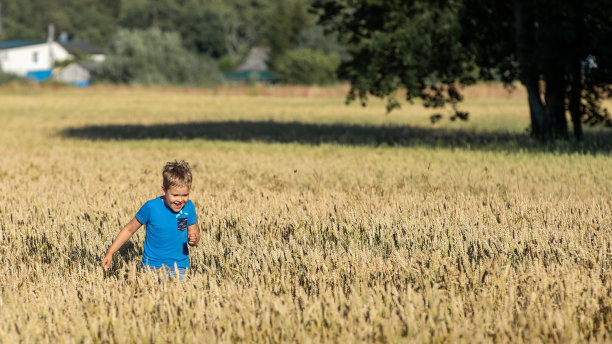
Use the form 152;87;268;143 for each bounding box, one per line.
0;83;611;342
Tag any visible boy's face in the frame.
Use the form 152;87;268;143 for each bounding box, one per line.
162;184;190;213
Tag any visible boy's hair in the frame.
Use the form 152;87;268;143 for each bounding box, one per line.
162;160;192;189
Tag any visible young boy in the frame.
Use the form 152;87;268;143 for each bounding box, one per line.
101;160;200;278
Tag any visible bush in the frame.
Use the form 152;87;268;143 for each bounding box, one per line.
274;49;340;85
0;69;28;85
217;55;238;73
93;28;223;86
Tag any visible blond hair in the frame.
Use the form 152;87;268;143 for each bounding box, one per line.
162;160;192;189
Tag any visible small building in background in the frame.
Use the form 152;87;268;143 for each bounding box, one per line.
54;61;95;87
224;47;274;83
0;35;104;84
0;40;70;80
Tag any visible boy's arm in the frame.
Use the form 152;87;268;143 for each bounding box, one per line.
101;217;143;270
187;224;200;246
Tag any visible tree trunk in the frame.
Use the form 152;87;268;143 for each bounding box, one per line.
515;0;546;139
568;63;583;140
544;71;569;139
514;0;569;140
524;80;550;139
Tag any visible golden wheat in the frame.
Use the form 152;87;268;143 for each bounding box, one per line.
0;84;610;343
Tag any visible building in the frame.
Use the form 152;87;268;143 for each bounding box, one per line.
0;40;68;80
0;39;104;83
54;61;95;87
224;47;274;83
59;40;104;63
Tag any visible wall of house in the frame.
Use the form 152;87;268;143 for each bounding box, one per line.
55;63;90;83
0;42;70;76
90;54;105;63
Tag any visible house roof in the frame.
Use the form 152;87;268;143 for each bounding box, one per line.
71;60;98;72
59;41;104;55
0;40;46;49
237;47;270;72
0;40;104;55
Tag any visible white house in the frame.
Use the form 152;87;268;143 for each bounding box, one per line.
0;39;104;82
0;40;69;79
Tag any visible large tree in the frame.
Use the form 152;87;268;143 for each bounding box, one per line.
118;0;228;58
313;0;612;140
0;0;119;45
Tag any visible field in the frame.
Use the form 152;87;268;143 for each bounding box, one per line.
0;83;611;343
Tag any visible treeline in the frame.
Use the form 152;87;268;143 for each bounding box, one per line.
0;0;345;85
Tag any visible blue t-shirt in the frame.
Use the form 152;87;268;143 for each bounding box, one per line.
135;197;197;268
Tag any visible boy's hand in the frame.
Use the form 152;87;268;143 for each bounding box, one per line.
101;254;113;270
187;225;200;246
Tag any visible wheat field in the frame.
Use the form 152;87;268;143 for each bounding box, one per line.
0;84;611;343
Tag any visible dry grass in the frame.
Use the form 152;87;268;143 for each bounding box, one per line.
0;84;611;343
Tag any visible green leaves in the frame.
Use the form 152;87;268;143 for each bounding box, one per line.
316;0;474;114
315;0;612;138
92;28;223;86
274;49;341;85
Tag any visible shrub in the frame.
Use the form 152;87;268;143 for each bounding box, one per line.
93;28;223;86
273;48;340;85
0;69;28;85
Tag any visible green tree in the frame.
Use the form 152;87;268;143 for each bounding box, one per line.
313;0;612;140
92;28;222;86
203;0;272;59
313;1;474;113
262;0;309;60
0;0;119;45
274;48;340;85
118;0;227;57
461;0;612;139
294;25;348;62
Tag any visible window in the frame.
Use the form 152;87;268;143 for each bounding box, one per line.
33;51;38;63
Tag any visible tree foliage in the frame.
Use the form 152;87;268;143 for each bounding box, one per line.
313;0;476;113
274;48;340;85
0;0;345;86
461;0;612;139
92;28;222;86
118;0;228;58
0;0;119;45
314;0;612;140
262;0;310;60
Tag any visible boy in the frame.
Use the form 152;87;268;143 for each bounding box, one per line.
101;160;200;278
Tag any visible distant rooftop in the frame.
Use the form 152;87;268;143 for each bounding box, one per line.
59;41;104;55
0;39;104;54
0;40;46;49
237;47;270;72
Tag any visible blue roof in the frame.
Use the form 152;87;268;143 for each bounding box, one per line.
0;40;47;50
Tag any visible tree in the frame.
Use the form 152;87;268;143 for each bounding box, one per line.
92;28;222;86
274;48;340;85
118;0;228;57
313;0;612;140
313;1;476;113
203;0;273;59
462;0;612;139
262;0;309;61
0;0;119;45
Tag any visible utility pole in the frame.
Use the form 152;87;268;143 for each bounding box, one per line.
47;24;55;69
0;2;4;37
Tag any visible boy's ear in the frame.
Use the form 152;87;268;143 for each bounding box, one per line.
161;186;166;194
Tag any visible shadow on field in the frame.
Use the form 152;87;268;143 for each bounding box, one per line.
61;120;612;154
